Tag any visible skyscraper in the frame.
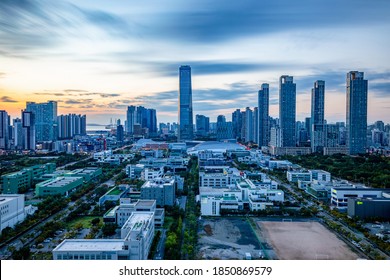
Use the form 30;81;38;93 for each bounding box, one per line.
0;110;10;150
178;65;193;141
26;101;57;142
22;110;35;150
57;114;86;139
232;109;242;139
279;75;296;147
126;105;136;135
126;106;157;136
346;71;368;155
253;107;259;144
195;114;210;137
13;118;23;150
245;107;254;142
258;83;270;147
311;80;326;153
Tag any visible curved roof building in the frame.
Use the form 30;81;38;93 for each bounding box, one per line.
187;141;246;155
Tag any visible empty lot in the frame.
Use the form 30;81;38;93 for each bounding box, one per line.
257;221;359;260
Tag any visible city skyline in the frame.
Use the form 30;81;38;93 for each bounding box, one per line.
1;0;390;124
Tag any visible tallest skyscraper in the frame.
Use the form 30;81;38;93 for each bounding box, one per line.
346;71;368;155
178;65;194;141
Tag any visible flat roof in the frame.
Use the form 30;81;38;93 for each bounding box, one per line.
136;200;155;207
53;239;124;252
39;176;83;187
122;212;154;232
0;194;24;204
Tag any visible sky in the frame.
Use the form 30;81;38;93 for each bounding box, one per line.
1;0;390;125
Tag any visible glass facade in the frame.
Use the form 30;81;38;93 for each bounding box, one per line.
178;65;193;141
279;75;296;147
346;71;368;155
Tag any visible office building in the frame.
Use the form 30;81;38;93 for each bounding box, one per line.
0;110;10;150
346;71;368;155
258;84;269;147
196;114;210;137
117;124;124;142
348;198;390;220
232;109;242;139
53;212;154;260
126;106;157;137
103;199;165;227
13;118;23;150
178;65;194;141
35;176;84;197
26;100;57;142
279;75;296;147
311;80;326;153
0;194;27;232
140;177;176;206
21;111;36;150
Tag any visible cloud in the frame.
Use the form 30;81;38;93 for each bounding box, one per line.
0;96;18;103
64;99;93;104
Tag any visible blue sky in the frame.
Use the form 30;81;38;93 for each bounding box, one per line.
1;0;389;124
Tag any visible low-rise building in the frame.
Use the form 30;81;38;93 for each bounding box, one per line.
140;177;175;207
309;170;331;182
63;167;102;182
347;198;390;220
199;166;242;188
287;170;312;183
35;176;83;197
142;167;164;181
99;185;131;206
1;163;56;194
126;164;145;179
0;194;27;232
331;187;387;209
53;212;154;260
103;199;164;227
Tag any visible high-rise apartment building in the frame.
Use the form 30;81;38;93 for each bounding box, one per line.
346;71;368;155
26;101;57;142
311;80;326;153
178;65;193;141
253;107;259;144
57;114;86;139
245;107;254;142
258;83;270;147
279;75;296;147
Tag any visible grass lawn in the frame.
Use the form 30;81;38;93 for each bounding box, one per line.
66;216;102;229
107;187;122;195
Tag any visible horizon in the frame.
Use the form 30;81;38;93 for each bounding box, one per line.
1;0;390;124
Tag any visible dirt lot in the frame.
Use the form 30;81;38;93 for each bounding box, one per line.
198;218;263;260
258;221;359;260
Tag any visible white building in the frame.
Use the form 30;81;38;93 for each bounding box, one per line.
200;178;284;216
199;166;242;188
287;170;312;183
310;170;331;182
142;167;164;181
331;187;385;209
94;150;134;164
53;212;154;260
126;164;145;179
140;177;176;206
0;195;27;232
103;199;165;227
267;160;292;170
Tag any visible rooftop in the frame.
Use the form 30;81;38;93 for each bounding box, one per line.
38;176;83;188
53;239;124;252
